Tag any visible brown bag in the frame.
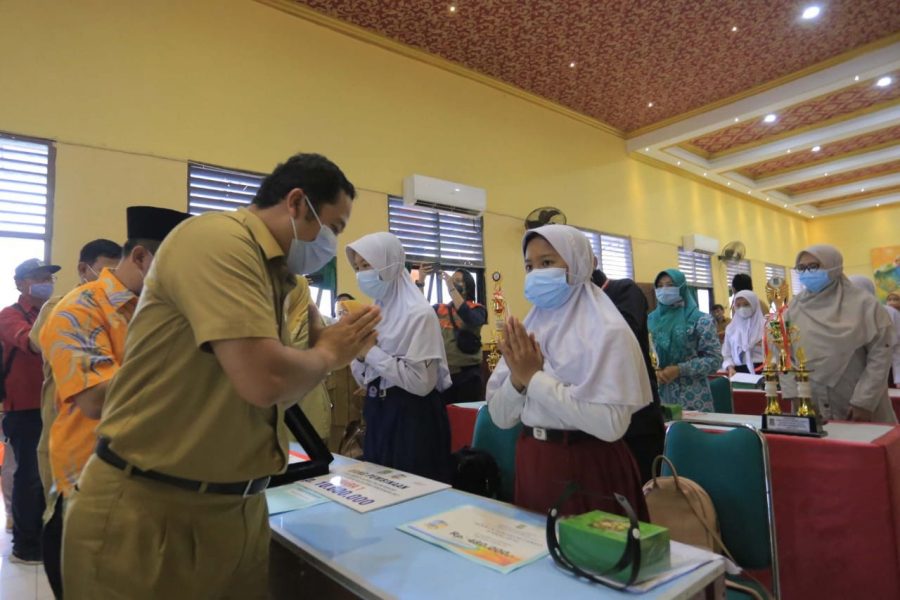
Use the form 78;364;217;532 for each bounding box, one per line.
338;419;365;459
642;455;723;554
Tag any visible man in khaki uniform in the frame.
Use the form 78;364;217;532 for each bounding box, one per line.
62;154;379;600
286;276;333;442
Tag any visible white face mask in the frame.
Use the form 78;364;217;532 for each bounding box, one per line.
736;306;755;319
287;196;337;275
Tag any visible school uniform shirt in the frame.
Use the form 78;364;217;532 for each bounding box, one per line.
40;270;136;496
97;208;296;482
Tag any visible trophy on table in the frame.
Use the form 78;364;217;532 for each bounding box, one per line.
485;278;507;373
760;276;826;437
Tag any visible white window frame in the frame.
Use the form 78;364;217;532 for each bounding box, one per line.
577;228;635;280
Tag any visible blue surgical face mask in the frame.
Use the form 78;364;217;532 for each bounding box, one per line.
357;269;390;300
524;268;575;309
655;286;682;306
287;196;337;275
798;270;832;294
29;282;54;300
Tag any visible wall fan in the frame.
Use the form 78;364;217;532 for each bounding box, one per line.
525;206;567;230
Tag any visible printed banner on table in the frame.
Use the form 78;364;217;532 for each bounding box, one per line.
398;505;548;574
299;462;449;513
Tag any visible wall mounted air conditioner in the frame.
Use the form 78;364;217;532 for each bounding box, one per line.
682;234;719;254
403;174;486;217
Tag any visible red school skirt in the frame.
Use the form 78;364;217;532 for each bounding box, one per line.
515;430;649;521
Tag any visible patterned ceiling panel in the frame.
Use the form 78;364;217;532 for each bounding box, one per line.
686;73;900;155
780;158;900;195
738;124;900;179
812;184;900;209
291;0;900;132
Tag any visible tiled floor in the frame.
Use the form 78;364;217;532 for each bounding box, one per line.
0;501;54;600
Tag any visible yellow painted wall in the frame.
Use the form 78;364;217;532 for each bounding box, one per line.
807;205;900;277
0;0;816;319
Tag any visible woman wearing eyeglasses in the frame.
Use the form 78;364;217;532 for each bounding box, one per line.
782;245;897;423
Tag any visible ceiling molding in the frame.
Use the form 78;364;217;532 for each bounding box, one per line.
753;146;900;191
625;32;900;140
255;0;624;138
789;173;900;204
626;41;900;152
815;192;900;216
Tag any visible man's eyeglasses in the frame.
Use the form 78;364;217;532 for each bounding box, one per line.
795;263;821;273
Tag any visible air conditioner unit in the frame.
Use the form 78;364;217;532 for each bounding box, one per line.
682;234;719;254
402;174;486;217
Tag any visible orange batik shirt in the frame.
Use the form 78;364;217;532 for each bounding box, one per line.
39;268;136;497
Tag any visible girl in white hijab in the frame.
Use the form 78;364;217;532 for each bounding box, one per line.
782;245;897;422
346;232;453;480
722;290;766;376
487;224;652;517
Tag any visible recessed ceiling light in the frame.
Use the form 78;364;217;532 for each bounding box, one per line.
569;61;576;68
783;204;788;208
734;117;740;122
766;197;770;201
812;146;821;152
453;188;460;192
645;147;650;152
876;203;881;207
763;114;777;123
449;4;457;12
676;161;681;166
786;149;792;153
747;190;752;194
731;26;738;32
647;102;654;107
727;182;732;186
703;172;708;177
876;76;893;88
854;75;860;81
860;188;866;192
824;172;828;176
801;6;821;20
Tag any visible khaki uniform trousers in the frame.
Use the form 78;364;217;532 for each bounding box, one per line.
63;456;269;600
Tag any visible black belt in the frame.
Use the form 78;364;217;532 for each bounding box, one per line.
522;426;593;444
95;438;270;497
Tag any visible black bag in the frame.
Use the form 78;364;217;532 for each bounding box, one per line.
448;304;482;355
0;304;30;403
450;447;500;499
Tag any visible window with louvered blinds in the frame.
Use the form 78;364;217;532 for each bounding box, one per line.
677;248;714;287
0;133;54;307
579;229;634;280
188;163;263;214
387;197;484;268
724;259;751;284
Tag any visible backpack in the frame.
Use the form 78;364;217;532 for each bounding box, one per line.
447;304;482;355
642;455;724;554
450;447;500;499
0;304;30;403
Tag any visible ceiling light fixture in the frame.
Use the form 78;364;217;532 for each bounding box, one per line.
854;75;860;81
801;6;821;19
734;117;740;122
861;188;866;192
703;172;708;177
824;172;828;176
876;76;893;88
786;149;792;153
727;182;732;186
645;147;650;152
449;4;457;12
876;203;881;207
731;26;738;32
763;114;777;123
783;204;788;208
812;146;821;152
647;102;654;107
569;61;576;68
676;161;681;166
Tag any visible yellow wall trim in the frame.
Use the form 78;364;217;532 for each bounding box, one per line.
255;0;624;138
625;32;900;139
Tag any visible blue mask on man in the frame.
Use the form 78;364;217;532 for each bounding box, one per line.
655;286;682;306
524;268;575;309
29;283;54;300
798;270;832;294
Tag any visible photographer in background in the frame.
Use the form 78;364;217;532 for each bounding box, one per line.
417;264;487;405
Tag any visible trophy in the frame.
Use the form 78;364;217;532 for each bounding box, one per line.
760;278;827;437
485;279;507;373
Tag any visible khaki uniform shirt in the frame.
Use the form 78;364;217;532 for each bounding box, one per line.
285;276;332;441
98;208;296;482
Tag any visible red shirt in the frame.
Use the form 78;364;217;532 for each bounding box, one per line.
0;296;43;411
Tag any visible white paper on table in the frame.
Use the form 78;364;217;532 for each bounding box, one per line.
730;372;763;385
398;505;548;575
622;542;723;592
265;483;327;515
299;462;450;513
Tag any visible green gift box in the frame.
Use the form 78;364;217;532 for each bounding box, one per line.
558;511;671;583
661;403;683;422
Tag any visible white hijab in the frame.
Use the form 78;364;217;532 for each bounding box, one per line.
346;232;452;391
723;289;765;372
486;224;651;408
787;245;893;387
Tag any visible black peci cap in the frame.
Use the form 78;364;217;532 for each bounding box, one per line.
126;206;192;242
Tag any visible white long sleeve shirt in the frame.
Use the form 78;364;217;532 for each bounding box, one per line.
350;345;439;397
488;370;637;442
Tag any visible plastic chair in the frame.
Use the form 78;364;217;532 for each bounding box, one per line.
470;406;521;502
663;420;779;599
709;376;734;413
